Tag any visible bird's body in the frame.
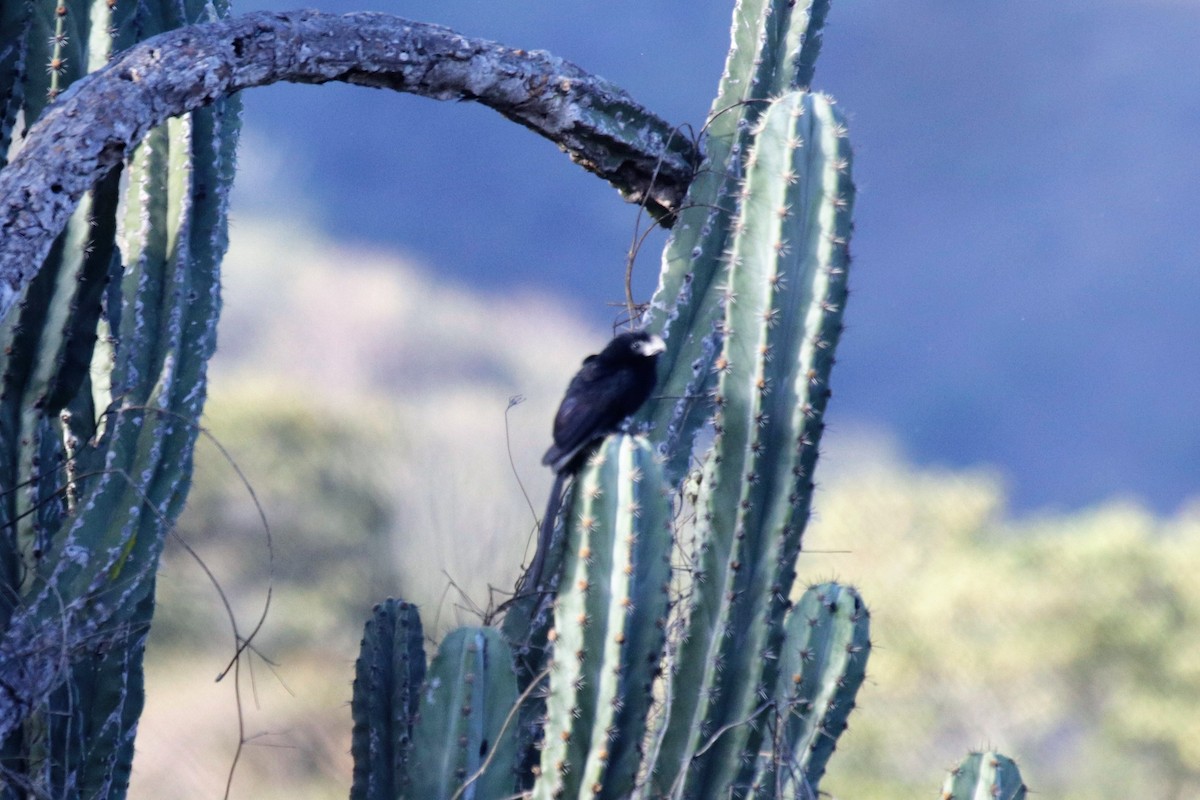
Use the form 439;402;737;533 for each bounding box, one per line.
542;331;666;473
520;330;665;596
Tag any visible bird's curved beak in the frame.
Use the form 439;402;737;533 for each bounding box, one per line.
641;335;666;356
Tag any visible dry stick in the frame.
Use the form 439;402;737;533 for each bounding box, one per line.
668;700;774;797
0;405;277;791
0;427;276;668
112;428;277;800
618;199;738;327
0;9;698;321
504;395;540;530
24;465;261;800
623;121;695;324
484;396;542;625
98;404;277;683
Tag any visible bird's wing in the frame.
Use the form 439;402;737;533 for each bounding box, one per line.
551;361;608;445
543;358;631;467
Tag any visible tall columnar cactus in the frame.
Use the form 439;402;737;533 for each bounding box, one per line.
534;435;672;800
639;0;832;488
0;0;240;794
643;86;855;800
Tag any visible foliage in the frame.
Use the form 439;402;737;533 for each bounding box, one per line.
800;458;1200;799
156;381;396;651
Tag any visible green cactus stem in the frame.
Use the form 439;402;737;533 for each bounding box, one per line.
351;599;427;800
639;0;832;490
39;585;153;798
408;627;520;800
533;434;672;800
752;582;870;798
647;88;854;800
941;751;1028;800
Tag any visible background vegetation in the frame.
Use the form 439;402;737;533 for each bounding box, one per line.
128;219;1200;800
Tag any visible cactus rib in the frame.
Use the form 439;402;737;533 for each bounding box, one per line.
941;751;1029;800
647;88;854;800
535;434;673;800
409;627;519;800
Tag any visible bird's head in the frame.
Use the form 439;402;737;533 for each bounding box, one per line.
630;332;666;357
605;331;665;361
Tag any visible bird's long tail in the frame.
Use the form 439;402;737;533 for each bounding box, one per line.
521;470;571;596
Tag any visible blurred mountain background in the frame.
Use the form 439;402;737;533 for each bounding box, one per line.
231;0;1200;514
124;2;1199;799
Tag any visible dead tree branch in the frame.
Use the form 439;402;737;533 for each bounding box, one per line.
0;9;699;320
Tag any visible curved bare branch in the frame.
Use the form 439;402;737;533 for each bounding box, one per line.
0;9;699;320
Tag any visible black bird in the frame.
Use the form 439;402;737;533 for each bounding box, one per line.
523;330;665;593
542;330;667;473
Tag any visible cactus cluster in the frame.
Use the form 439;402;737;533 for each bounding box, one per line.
349;2;875;798
0;0;1032;795
0;0;240;795
349;3;1029;799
